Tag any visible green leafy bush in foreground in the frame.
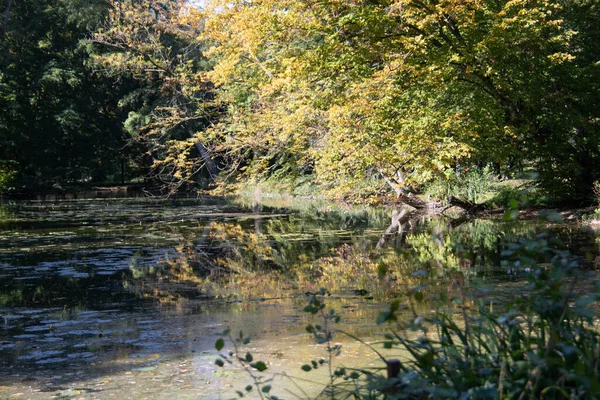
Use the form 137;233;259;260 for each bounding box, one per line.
216;230;600;399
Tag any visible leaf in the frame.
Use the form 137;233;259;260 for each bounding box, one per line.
215;358;224;367
301;365;312;372
378;264;388;279
377;310;396;325
250;361;267;372
414;291;424;302
416;350;434;368
261;385;271;393
245;352;253;362
215;338;224;351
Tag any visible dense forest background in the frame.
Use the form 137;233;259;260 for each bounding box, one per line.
0;0;136;189
1;0;599;204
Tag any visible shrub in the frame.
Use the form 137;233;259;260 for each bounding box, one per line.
424;166;496;204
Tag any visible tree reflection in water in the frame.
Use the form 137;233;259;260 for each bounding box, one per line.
125;210;541;304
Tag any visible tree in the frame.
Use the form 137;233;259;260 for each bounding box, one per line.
90;0;220;194
202;0;600;203
0;0;137;190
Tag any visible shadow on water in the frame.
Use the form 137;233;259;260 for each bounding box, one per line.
0;195;599;398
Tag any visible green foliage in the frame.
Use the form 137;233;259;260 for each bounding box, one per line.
0;0;138;191
581;182;600;221
3;0;599;201
374;237;600;399
591;182;600;217
304;289;343;381
0;163;17;192
200;0;600;202
492;185;532;210
424;165;497;204
90;0;220;194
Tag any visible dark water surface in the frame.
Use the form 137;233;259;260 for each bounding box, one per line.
0;196;597;399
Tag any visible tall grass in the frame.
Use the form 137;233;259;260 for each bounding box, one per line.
424;166;497;204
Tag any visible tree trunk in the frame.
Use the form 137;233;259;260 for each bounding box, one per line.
194;142;218;181
376;209;428;249
378;167;490;213
397;192;433;209
378;167;443;210
447;195;486;214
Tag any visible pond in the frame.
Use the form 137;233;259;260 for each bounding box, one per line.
0;195;597;399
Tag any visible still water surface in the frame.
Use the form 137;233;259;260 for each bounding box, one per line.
0;196;597;399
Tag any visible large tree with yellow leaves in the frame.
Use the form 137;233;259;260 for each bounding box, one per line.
93;0;600;202
203;0;599;202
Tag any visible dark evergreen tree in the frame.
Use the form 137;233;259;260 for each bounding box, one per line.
0;0;138;191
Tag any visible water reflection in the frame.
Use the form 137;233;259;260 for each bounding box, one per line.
0;197;597;398
140;210;543;303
